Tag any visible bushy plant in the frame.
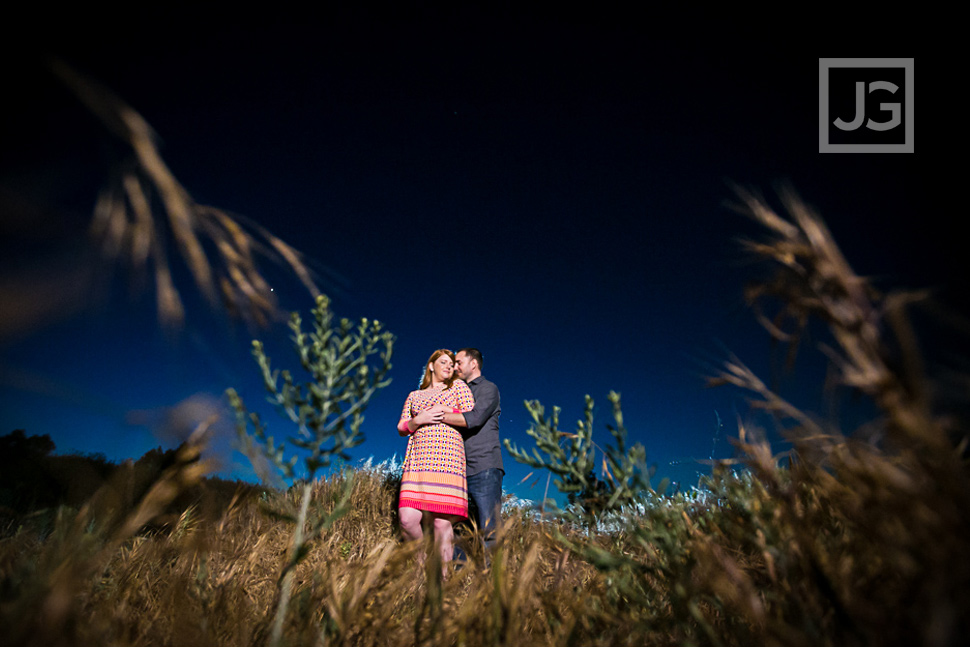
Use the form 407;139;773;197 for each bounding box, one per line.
225;294;394;646
504;391;660;524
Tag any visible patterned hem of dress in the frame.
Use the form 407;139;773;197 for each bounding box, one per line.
399;499;468;518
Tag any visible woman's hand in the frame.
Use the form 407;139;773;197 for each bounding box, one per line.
411;409;444;429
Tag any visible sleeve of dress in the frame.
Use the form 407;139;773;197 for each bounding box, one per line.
452;379;476;413
397;392;414;434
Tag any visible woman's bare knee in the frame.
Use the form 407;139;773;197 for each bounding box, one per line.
399;507;424;539
432;517;453;533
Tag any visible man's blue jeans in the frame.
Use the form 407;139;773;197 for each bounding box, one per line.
466;468;504;550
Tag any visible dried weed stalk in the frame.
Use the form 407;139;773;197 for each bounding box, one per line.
705;186;970;646
47;59;321;331
0;418;215;647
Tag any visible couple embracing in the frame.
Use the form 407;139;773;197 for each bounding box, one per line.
396;348;503;569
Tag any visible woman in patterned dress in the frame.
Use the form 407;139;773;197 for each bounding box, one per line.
397;349;475;570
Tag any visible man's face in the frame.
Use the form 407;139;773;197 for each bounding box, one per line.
455;352;475;379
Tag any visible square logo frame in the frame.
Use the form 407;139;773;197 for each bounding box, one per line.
819;58;914;153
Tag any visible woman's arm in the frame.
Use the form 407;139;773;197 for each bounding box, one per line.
398;406;445;435
398;392;416;436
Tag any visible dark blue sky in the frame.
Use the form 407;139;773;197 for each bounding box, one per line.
1;17;959;502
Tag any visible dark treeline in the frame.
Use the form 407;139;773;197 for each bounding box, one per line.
0;429;260;529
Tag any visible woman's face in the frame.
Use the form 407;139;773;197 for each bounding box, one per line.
429;353;454;383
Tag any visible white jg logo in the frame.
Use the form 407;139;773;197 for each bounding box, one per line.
833;81;901;132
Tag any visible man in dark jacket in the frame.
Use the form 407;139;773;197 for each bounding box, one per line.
441;347;503;550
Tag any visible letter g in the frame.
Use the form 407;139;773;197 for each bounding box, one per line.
866;81;901;132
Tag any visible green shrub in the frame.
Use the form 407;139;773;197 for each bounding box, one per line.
226;294;394;647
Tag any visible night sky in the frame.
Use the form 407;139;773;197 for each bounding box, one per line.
1;15;959;503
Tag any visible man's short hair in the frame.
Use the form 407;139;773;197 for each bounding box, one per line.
457;347;483;370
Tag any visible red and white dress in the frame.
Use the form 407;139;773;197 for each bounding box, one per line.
397;380;475;518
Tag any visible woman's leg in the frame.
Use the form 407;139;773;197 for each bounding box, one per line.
432;516;456;569
399;506;425;542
